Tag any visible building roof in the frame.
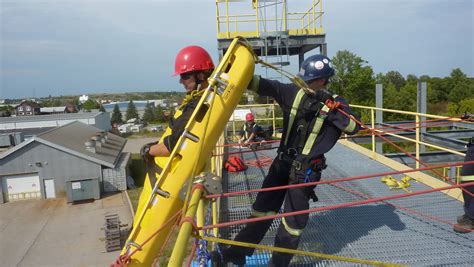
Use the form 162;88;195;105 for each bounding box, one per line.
40;107;66;113
0;121;126;168
16;100;40;108
0;112;104;123
0;127;55;137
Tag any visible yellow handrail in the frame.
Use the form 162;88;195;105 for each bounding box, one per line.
215;0;324;38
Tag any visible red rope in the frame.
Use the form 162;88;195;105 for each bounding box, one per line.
331;183;474;233
215;139;280;148
114;208;183;264
185;239;198;267
337;107;474;197
200;181;474;230
206;160;474;199
157;219;180;260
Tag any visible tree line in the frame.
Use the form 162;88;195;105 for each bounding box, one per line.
328;50;474;121
110;101;172;125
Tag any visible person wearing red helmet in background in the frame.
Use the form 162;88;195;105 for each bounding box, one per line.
140;46;214;161
239;112;266;149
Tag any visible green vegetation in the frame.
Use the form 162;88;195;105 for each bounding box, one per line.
111;103;123;124
328;50;474;119
125;100;139;121
82;99;98;111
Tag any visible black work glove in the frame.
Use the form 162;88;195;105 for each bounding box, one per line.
140;141;158;164
315;89;334;103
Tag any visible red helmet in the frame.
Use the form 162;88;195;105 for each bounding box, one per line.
173;46;214;76
245;113;255;122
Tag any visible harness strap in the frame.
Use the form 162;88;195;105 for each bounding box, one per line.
284;89;306;146
285;91;339;156
302;105;330;155
145;160;163;188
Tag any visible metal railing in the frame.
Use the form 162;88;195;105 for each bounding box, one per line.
215;0;324;39
168;103;472;265
351;105;467;169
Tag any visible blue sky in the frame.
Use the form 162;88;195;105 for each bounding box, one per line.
1;0;473;99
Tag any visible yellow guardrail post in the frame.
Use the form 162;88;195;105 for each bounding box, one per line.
415;114;420;169
232;112;236;140
371;108;376;154
255;0;259;37
211;198;219;252
319;0;323;30
225;0;230;38
272;103;276;138
168;187;203;266
215;1;220;36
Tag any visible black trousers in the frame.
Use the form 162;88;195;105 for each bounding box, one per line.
225;157;322;266
461;145;474;218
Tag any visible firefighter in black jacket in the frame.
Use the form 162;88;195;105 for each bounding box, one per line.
213;55;361;266
453;137;474;233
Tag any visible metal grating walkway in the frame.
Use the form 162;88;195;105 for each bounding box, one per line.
220;142;474;266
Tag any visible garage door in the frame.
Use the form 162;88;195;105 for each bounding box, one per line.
2;174;41;202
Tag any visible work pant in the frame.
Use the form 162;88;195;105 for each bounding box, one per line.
461;145;474;218
224;157;322;266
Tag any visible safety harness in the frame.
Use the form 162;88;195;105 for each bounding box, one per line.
279;89;336;170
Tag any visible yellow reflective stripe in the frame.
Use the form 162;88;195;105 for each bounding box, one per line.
282;217;303;236
302;105;330;155
284;89;305;146
343;115;357;134
460;175;474;182
302;117;325;155
243;124;249;139
251;208;276;217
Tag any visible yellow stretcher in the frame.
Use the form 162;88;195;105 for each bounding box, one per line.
120;37;255;266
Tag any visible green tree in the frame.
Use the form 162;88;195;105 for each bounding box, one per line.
154;106;165;122
383;82;417;121
111;104;123;124
385;71;406;90
330;50;375;105
429;77;450;103
125;100;139;121
447;98;474;116
82;99;97;111
447;68;473;103
142;103;155;123
99;105;106;112
406;74;418;84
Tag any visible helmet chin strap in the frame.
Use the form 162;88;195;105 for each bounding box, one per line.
195;83;202;91
192;73;205;91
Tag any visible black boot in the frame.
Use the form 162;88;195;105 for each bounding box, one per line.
210;249;246;266
453;214;474;233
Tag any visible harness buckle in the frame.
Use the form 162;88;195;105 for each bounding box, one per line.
292;160;302;170
310;156;327;170
296;125;304;134
287;148;298;157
